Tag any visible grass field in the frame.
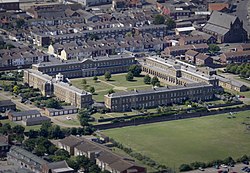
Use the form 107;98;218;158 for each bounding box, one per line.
103;111;250;170
71;73;164;102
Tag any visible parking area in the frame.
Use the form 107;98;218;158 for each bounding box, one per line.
49;113;81;127
186;164;248;173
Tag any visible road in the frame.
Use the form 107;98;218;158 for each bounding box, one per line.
0;92;40;111
185;163;248;173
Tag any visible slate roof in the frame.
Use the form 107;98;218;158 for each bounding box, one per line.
9;110;41;117
0;100;15;107
74;136;144;172
46;160;73;172
58;135;84;147
196;53;210;60
107;82;212;98
185;50;199;57
207;11;237;29
23;116;51;123
9;146;48;165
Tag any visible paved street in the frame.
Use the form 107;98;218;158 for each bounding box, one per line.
0;92;37;111
185;163;248;173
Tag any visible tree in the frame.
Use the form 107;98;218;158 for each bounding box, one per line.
104;71;111;81
70;127;77;135
55;149;70;159
12;125;25;135
27;129;38;138
126;72;134;81
208;44;220;54
223;157;235;165
45;99;61;109
144;74;151;84
16;19;25;28
151;76;160;86
23;138;36;152
165;17;176;29
0;123;11;135
40;122;52;137
34;145;47;156
93;76;98;82
89;87;95;94
107;89;115;94
82;79;87;85
50;125;63;139
153;14;165;25
179;164;192;172
13;85;20;94
129;65;142;77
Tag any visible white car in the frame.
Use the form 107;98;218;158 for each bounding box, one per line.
220;164;228;168
66;116;72;120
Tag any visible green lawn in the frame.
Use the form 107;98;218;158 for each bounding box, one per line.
103;111;250;169
71;74;157;102
71;78;113;91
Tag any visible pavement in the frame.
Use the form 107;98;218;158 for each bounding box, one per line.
0;92;40;111
185;163;248;173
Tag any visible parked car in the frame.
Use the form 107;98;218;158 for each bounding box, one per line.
220;164;228;168
242;166;248;171
243;161;249;165
198;167;204;171
66;116;72;120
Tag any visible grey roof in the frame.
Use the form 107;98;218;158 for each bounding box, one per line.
191;30;215;40
203;11;239;35
74;136;144;172
107;82;212;98
207;11;237;29
23;116;51;123
9;110;41;117
203;23;229;35
9;146;48;165
185;50;199;57
46;106;78;113
46;160;72;170
58;135;84;147
0;100;15;107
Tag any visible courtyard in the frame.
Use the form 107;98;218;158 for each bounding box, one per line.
71;73;166;102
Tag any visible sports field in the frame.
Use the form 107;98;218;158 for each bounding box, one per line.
103;111;250;169
71;73;164;102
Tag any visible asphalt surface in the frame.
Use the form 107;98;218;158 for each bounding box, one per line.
185;163;249;173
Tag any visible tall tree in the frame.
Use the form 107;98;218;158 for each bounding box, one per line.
126;72;134;81
144;74;151;84
153;14;165;25
104;71;111;81
129;65;142;77
151;76;160;86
